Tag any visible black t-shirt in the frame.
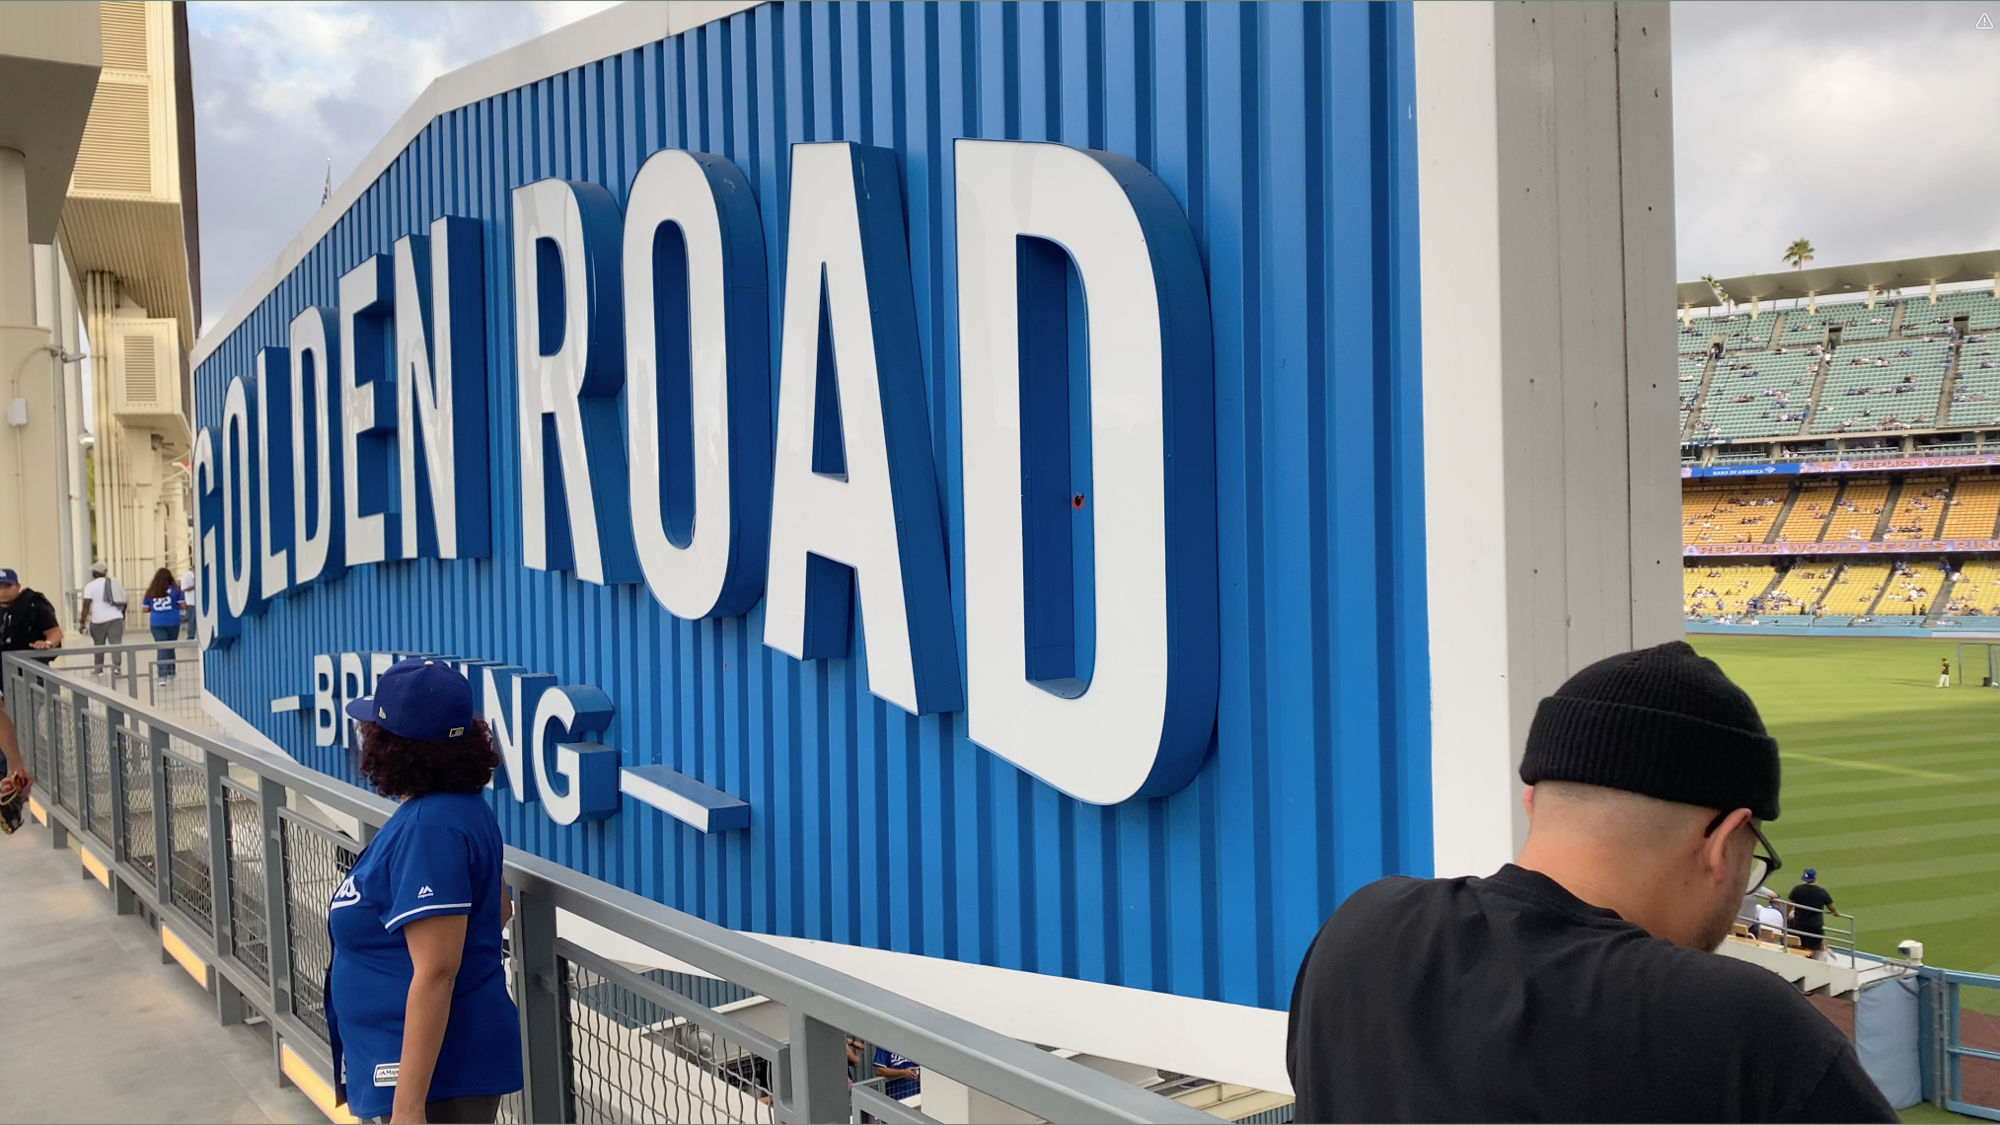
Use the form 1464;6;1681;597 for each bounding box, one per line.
1789;884;1836;934
0;589;58;652
1286;865;1895;1123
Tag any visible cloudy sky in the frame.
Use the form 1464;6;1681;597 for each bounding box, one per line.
1672;1;2000;282
186;1;616;333
187;0;2000;333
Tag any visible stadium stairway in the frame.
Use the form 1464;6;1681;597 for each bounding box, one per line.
1685;352;1721;440
1936;338;1968;424
1765;484;1803;544
1872;479;1905;541
1926;571;1958;627
1804;349;1833;423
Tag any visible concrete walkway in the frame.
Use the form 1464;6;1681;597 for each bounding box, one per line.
0;815;319;1123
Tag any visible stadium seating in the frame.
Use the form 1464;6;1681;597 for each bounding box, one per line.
1766;564;1837;615
1696;351;1822;442
1682;482;1789;545
1946;561;2000;617
1678;312;1774;355
1939;477;2000;538
1877;562;1942;613
1947;335;2000;428
1783;299;1898;344
1820;478;1890;542
1901;285;2000;335
1816;562;1892;615
1777;480;1841;542
1810;340;1951;434
1882;477;1950;540
1684;563;1776;617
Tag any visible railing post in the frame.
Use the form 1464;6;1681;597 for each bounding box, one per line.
782;1011;850;1125
125;646;139;701
205;752;233;958
72;700;91;842
259;777;294;1025
106;716;129;865
150;723;172;907
515;887;569;1124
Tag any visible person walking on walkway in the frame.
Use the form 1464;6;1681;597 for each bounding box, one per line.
78;562;127;674
326;659;522;1124
0;568;61;831
142;569;184;682
1286;641;1894;1123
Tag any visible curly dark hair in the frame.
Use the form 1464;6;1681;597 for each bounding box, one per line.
357;718;500;798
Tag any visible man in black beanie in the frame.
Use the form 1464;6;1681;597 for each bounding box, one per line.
1285;641;1894;1122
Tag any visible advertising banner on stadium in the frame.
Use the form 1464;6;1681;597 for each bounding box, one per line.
186;1;1431;1014
1683;453;2000;479
1685;539;2000;557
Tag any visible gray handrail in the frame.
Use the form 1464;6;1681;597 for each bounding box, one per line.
3;650;1223;1125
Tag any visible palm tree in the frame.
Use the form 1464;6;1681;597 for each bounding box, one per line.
1784;238;1816;271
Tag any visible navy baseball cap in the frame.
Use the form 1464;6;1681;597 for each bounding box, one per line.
1802;867;1817;883
0;568;17;586
345;658;477;741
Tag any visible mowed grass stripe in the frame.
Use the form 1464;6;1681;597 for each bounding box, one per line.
1778;789;2000;825
1689;634;2000;974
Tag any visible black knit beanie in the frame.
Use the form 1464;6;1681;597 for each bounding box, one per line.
1520;641;1781;821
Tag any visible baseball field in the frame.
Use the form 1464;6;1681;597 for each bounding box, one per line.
1687;634;2000;977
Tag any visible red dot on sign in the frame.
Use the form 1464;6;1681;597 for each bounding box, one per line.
1072;494;1086;510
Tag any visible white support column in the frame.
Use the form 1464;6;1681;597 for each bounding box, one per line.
0;149;31;325
1415;1;1679;877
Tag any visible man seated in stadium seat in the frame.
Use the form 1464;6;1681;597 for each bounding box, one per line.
1755;897;1789;943
1286;642;1894;1123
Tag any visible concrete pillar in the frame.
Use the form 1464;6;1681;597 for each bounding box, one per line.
1415;1;1680;872
0;148;65;593
0;149;31;326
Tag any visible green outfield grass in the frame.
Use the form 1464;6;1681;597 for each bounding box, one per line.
1687;634;2000;977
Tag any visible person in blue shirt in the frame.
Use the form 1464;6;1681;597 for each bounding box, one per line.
871;1046;921;1102
329;659;522;1123
142;569;183;681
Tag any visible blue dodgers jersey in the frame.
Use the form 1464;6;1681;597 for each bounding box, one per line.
147;587;183;628
325;792;521;1118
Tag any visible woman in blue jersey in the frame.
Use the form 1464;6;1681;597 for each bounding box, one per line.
328;659;522;1123
142;568;182;681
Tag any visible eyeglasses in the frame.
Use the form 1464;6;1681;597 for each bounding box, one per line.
1706;810;1782;894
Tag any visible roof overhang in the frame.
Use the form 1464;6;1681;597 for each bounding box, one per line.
0;3;103;242
1680;250;2000;308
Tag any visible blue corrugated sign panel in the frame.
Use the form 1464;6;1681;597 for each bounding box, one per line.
192;0;1428;1011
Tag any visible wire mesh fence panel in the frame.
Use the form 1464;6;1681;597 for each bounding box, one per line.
281;811;358;1045
119;724;155;874
53;694;76;816
26;683;51;786
223;782;270;981
562;956;779;1125
83;708;112;841
164;752;212;931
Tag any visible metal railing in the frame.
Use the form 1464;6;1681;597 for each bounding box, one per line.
1730;893;1860;961
1922;968;2000;1122
4;645;1220;1125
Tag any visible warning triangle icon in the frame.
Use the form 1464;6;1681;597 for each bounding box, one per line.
1980;11;1995;29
